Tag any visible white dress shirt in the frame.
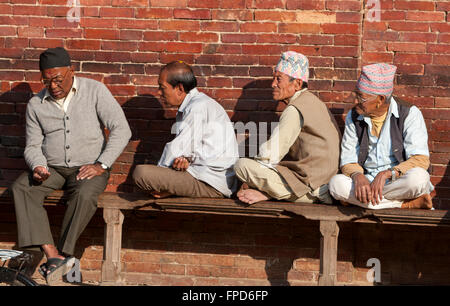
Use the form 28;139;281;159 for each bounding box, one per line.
158;88;239;197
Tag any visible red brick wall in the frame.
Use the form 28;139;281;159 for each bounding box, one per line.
0;0;449;285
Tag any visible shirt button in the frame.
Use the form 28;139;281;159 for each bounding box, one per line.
66;130;70;133
66;116;69;120
66;145;70;149
68;159;71;163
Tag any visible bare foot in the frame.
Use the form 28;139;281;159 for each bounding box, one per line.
150;190;172;199
237;188;270;204
340;200;350;206
401;193;433;209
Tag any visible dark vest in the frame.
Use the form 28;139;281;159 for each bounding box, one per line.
351;97;412;169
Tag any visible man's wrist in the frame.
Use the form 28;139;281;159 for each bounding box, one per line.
95;162;109;170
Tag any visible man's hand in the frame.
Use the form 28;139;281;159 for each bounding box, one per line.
76;163;105;180
370;170;391;205
172;156;191;171
352;173;372;204
33;166;50;182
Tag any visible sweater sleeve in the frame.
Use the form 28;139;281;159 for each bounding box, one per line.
23;102;48;170
393;154;430;176
95;83;132;167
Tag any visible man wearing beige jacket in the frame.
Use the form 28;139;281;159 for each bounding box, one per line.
234;51;341;204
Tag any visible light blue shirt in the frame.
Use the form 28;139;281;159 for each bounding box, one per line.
158;88;239;197
340;97;429;181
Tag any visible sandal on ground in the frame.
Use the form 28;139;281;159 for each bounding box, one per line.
38;256;76;285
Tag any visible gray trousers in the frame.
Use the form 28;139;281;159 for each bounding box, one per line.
10;166;109;255
132;164;223;198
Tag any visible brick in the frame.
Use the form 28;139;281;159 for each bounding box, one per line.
240;22;277;33
394;53;433;65
160;20;200;31
336;12;360;23
257;34;297;44
212;9;253;21
13;5;46;15
406;12;445;22
179;32;219;42
326;0;361;11
322;23;359;34
242;44;282;55
117;19;158;30
143;31;178;42
82;63;121;74
287;0;325;10
400;32;438;43
112;0;148;6
85;29;120;40
0;27;16;36
427;44;450;54
322;46;359;57
296;11;336;23
150;0;187;7
201;21;238;32
221;33;257;43
66;39;101;50
135;8;173;19
99;7;134;18
278;23;321;34
187;0;220;8
18;27;44;38
46;28;82;38
174;9;211;20
394;1;435;11
255;10;296;22
388;21;429;32
387;42;426;53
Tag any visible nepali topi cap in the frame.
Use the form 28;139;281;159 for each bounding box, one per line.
357;63;397;97
275;51;309;83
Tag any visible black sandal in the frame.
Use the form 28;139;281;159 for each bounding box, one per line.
38;256;76;285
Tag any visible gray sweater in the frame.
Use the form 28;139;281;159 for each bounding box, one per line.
24;76;132;170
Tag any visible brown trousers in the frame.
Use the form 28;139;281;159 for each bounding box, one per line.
132;164;223;198
10;166;109;255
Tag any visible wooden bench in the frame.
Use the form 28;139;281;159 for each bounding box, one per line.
1;186;449;285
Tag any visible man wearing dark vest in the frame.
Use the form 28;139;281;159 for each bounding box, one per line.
10;47;131;284
234;51;341;204
329;63;433;209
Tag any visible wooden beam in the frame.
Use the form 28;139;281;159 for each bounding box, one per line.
318;220;339;286
101;208;124;285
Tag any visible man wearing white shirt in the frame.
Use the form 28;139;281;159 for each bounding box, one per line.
133;61;239;198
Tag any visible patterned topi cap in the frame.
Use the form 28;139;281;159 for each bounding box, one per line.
275;51;309;83
357;63;397;97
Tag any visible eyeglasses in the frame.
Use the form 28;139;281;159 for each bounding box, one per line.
355;93;377;104
41;70;70;86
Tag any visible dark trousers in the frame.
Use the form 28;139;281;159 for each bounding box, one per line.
10;166;109;255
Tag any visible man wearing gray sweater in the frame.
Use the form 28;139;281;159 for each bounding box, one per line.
10;47;131;284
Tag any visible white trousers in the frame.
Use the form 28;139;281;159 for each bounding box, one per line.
328;167;434;209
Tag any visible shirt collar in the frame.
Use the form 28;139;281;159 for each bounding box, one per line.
42;76;78;103
289;88;308;104
177;87;199;113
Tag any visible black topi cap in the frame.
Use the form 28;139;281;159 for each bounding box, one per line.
39;47;72;71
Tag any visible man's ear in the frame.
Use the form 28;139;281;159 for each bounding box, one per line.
378;95;386;105
295;79;303;90
175;83;185;95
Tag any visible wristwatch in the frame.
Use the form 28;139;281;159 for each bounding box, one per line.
97;162;109;170
391;168;397;181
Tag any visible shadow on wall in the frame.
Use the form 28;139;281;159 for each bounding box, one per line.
435;161;450;211
116;93;176;193
0;82;35;186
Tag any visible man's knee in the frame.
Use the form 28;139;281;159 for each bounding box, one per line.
402;167;431;193
132;164;147;186
328;174;351;200
233;158;254;182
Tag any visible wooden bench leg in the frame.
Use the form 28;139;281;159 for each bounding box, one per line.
101;208;124;285
318;220;339;286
